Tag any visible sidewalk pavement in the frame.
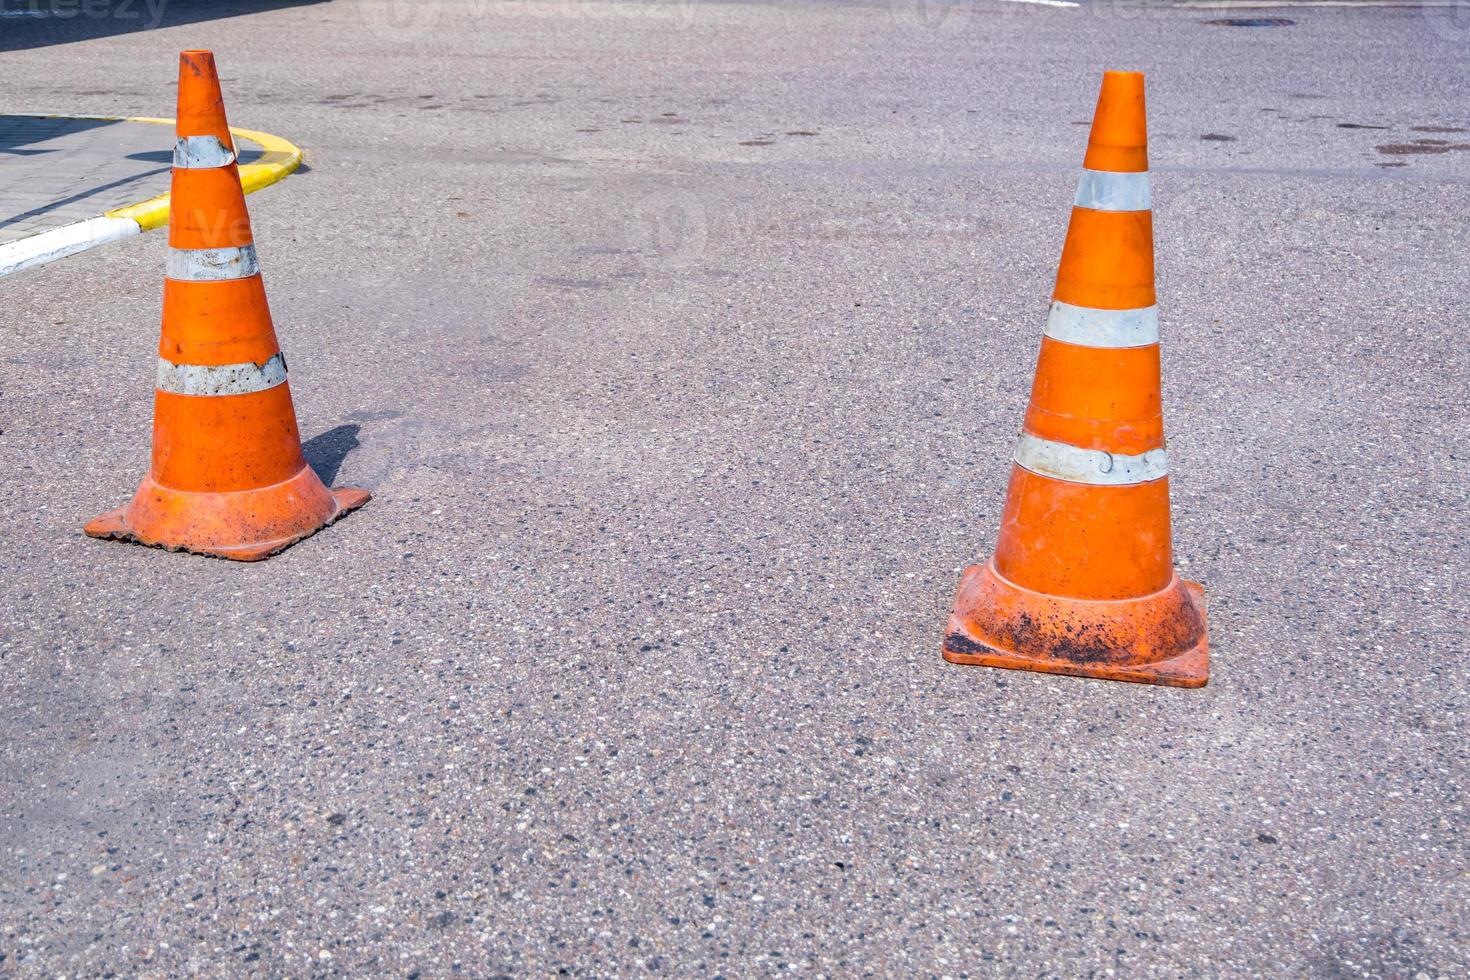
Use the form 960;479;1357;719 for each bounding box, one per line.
0;113;281;274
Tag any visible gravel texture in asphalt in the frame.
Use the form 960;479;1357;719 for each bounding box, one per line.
1;1;1467;975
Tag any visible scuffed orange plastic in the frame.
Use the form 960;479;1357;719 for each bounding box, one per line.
1053;209;1156;310
168;168;254;250
1023;338;1163;456
941;69;1207;687
943;562;1207;689
160;277;279;367
175;50;236;146
84;49;367;561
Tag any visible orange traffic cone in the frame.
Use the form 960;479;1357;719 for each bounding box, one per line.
85;50;368;561
941;71;1208;687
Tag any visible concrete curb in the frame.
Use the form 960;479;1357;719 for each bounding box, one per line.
0;113;301;279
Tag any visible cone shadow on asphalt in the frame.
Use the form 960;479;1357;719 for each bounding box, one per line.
302;424;362;487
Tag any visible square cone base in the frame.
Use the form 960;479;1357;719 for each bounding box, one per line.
85;477;370;562
941;562;1209;689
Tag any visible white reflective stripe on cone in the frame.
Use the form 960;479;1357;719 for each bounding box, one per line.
166;244;259;281
155;352;287;396
1013;432;1168;486
1044;301;1160;349
173;135;236;169
1074;169;1151;212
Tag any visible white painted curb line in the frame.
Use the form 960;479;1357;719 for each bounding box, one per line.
0;215;141;277
0;112;301;279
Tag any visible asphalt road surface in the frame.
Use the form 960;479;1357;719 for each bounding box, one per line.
2;1;1468;975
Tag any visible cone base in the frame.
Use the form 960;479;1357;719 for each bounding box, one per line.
942;561;1208;688
85;468;369;562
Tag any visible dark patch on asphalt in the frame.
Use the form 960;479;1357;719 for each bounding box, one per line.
1376;139;1470;156
536;276;606;290
1315;928;1436;979
739;140;774;146
346;409;404;423
575;128;602;133
786;130;819;137
1410;125;1467;134
327;145;576;167
1206;17;1294;26
1376;162;1409;168
314;92;394;108
651;114;686;124
1200;133;1236;142
1337;122;1391;130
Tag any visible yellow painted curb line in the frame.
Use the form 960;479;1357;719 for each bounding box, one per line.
0;113;301;277
106;116;303;230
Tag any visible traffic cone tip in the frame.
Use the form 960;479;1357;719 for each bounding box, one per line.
1084;69;1148;173
175;48;233;146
